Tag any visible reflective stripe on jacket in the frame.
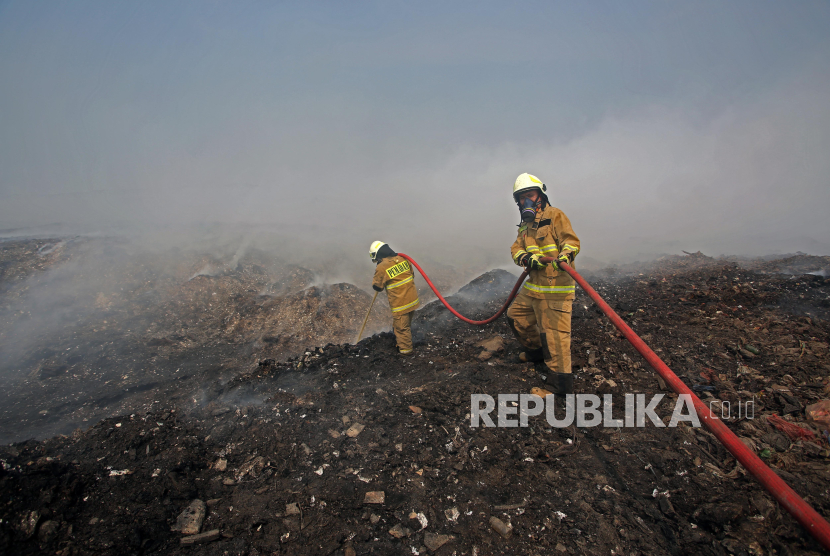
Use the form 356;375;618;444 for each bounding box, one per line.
372;256;420;315
510;206;580;300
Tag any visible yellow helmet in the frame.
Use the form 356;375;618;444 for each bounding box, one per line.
513;173;547;200
369;240;387;262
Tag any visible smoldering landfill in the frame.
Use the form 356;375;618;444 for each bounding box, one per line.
2;238;830;555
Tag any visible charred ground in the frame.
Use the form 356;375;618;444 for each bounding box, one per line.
0;237;397;443
2;244;830;555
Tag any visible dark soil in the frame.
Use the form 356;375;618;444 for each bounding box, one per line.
0;238;388;443
2;249;830;555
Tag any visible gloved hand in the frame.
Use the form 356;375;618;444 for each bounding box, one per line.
517;253;531;267
527;254;549;270
552;253;572;271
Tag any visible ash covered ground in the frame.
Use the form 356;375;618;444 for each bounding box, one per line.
2;239;830;555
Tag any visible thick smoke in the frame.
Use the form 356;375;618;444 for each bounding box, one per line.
4;74;829;269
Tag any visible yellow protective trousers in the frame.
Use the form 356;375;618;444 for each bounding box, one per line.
392;311;414;354
507;289;572;374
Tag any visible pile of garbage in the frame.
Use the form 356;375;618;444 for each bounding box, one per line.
0;238;388;444
1;249;830;554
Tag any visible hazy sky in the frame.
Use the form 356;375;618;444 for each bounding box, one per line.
2;1;830;263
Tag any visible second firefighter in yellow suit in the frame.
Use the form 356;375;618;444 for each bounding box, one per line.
507;173;580;394
369;241;420;355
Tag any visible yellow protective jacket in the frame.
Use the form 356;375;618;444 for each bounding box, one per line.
511;205;580;300
372;256;420;315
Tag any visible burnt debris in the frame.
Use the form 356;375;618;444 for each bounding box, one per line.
1;240;830;554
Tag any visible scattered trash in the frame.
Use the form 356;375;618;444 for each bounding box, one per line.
235;456;265;480
409;511;428;530
444;507;460;522
806;400;830;432
17;510;40;540
2;244;829;554
180;529;220;545
364;491;385;504
171;499;206;535
424;532;454;551
389;523;412;538
692;385;716;392
493;502;525;511
346;423;365;438
38;520;59;544
477;336;505;353
740;347;757;359
489;516;512;539
767;414;816;442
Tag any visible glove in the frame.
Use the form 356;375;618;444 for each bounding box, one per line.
554;253;571;270
527;254;549;270
517;253;531;267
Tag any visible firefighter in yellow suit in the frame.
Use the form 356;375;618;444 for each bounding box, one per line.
370;241;420;355
507;173;580;394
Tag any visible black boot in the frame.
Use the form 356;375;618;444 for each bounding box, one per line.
545;372;574;395
518;347;544;364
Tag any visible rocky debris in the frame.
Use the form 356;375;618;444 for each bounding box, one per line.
478;335;505;353
179;529;220;545
807;400;830;431
171;499;206;535
17;510;40;540
37;519;59;544
363;491;385;504
0;238;69;293
345;423;365;438
489;516;513;539
409;511;428;530
424;531;454;551
477;335;506;361
388;523;412;538
235;455;265;480
0;251;829;554
0;237;389;444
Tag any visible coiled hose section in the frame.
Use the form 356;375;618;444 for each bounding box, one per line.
398;252;830;551
397;253;528;325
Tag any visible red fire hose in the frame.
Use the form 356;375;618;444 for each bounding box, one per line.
399;253;830;551
398;253;529;325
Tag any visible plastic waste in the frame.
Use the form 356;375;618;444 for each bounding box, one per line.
806;400;830;432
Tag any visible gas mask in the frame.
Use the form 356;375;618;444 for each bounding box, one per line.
518;196;539;222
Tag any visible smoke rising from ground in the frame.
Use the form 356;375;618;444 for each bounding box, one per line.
3;2;829;444
4;72;829;270
2;3;829;269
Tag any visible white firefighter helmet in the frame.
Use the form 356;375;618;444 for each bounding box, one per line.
513;173;547;200
369;240;387;262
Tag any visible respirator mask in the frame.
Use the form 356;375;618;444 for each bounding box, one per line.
518;196;539;222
